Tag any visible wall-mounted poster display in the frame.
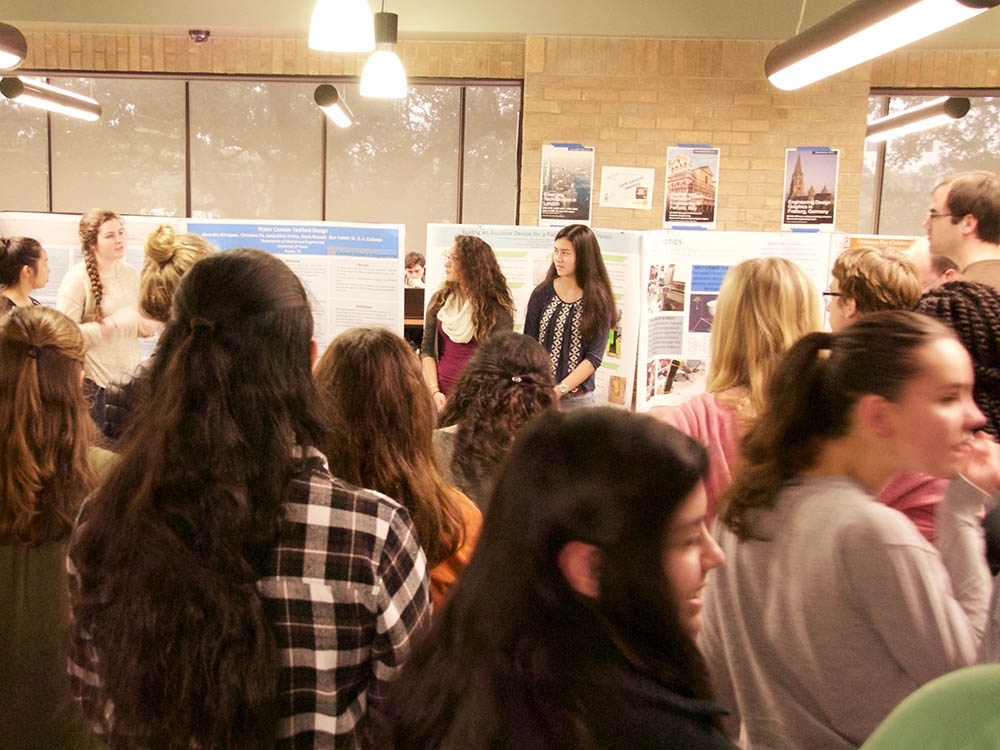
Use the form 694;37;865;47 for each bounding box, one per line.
842;234;918;252
599;166;655;210
540;143;595;226
636;230;838;412
782;147;839;231
664;145;720;229
426;223;642;408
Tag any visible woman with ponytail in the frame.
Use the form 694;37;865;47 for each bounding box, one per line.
56;209;157;430
67;249;431;749
1;306;106;748
0;236;50;312
435;331;558;511
701;311;999;750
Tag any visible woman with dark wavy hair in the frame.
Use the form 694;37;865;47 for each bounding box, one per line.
1;306;105;749
67;249;431;749
435;330;558;511
0;236;50;312
380;408;730;749
314;326;481;609
421;234;514;413
524;224;615;409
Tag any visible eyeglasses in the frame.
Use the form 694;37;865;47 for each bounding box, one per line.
927;210;953;220
822;291;841;298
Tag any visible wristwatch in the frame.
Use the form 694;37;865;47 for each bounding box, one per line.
558;383;569;395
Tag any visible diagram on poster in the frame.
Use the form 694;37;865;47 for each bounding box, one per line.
426;224;641;408
782;147;839;231
540;144;595;226
637;230;837;412
664;145;720;228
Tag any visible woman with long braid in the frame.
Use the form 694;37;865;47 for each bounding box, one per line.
56;209;157;429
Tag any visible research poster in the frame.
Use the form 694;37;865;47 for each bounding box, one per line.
599;166;655;210
0;211;176;358
540;143;595;226
426;224;642;408
782;147;839;231
637;230;837;412
187;219;405;352
842;234;918;252
664;145;720;228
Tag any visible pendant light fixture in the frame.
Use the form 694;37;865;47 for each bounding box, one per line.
314;84;354;128
360;4;407;99
308;0;374;53
0;76;101;121
0;22;27;71
865;96;970;141
766;0;1000;91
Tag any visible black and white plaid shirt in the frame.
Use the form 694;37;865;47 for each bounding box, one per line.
66;449;432;749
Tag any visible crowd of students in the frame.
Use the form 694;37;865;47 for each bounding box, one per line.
2;170;1000;750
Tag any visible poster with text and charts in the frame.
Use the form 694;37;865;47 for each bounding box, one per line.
664;145;720;229
539;143;595;227
186;219;405;355
782;147;840;231
636;230;838;412
426;224;642;408
0;211;179;359
599;166;655;210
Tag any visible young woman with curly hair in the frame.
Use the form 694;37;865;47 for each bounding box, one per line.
0;306;107;749
56;209;157;429
421;235;514;412
315;326;480;608
435;330;558;511
379;408;731;749
0;236;50;312
524;224;615;409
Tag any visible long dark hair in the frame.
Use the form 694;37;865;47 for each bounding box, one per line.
720;310;954;540
381;408;713;749
314;327;465;567
545;224;614;339
0;236;43;288
0;306;94;545
438;331;557;507
430;235;514;339
70;249;324;749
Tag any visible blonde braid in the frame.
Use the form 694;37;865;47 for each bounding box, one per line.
83;246;105;320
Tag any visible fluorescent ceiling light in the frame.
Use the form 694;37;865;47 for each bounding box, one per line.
766;0;999;91
308;0;375;53
0;22;27;71
0;76;102;121
865;96;970;141
360;12;407;99
314;84;354;127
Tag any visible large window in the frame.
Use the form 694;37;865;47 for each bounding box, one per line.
860;91;1000;235
1;75;522;250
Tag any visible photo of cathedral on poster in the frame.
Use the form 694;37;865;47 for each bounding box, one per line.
782;148;839;229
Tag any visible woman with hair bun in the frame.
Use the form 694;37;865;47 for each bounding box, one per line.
56;209;157;429
435;330;558;511
0;236;50;312
1;305;107;749
524;224;615;409
421;235;514;413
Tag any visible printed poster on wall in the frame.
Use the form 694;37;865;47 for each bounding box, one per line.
664;145;720;229
782;147;839;231
187;219;405;353
540;143;595;226
842;234;918;252
599;166;655;210
426;224;642;409
636;230;837;412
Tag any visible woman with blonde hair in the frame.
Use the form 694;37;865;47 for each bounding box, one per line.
421;235;514;413
316;327;481;608
654;257;821;518
57;209;157;429
0;306;107;748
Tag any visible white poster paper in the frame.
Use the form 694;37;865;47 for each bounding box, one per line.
599;166;655;210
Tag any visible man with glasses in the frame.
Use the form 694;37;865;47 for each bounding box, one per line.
824;245;921;333
925;170;1000;289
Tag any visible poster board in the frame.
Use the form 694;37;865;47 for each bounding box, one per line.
426;224;642;408
636;230;838;412
782;147;839;231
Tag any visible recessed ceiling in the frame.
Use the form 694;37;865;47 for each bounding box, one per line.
6;0;1000;47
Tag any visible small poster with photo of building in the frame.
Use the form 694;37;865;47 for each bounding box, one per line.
664;145;720;229
782;147;839;231
540;143;595;226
